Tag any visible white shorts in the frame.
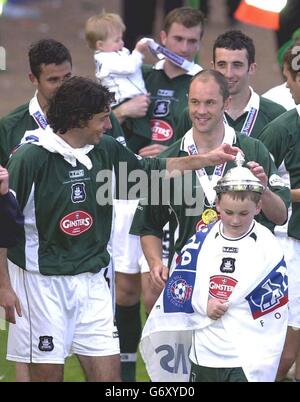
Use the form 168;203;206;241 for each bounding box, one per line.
277;236;300;328
112;199;146;274
112;199;169;274
7;261;120;364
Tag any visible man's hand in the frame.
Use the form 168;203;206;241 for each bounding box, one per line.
207;297;229;320
202;144;241;167
0;286;22;324
150;260;168;291
114;94;151;123
138;144;168;158
0;165;9;196
247;161;268;189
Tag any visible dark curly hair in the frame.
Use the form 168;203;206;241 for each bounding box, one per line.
213;30;255;67
29;39;72;79
47;76;115;134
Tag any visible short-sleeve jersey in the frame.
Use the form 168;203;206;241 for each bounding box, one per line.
258;107;300;240
7;135;166;275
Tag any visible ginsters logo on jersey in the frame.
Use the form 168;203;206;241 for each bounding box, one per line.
38;336;54;352
220;257;236;273
71;183;86;203
209;275;238;300
150;119;173;142
60;210;93;236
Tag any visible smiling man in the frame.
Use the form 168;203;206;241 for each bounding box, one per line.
0;76;239;382
176;30;286;141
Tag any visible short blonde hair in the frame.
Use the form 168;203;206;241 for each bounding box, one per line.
85;13;125;50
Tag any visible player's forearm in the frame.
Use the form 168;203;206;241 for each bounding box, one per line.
141;235;163;270
291;188;300;203
113;103;127;124
165;144;239;178
261;189;288;225
0;248;11;289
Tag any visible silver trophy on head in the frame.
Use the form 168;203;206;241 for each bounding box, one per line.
214;152;265;194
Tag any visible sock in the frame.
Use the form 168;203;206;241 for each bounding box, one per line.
115;303;141;382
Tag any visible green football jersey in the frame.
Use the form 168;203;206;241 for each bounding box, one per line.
124;62;201;152
0;103;38;165
258;108;300;240
7;135;166;275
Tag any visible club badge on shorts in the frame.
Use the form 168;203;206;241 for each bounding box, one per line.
38;336;54;352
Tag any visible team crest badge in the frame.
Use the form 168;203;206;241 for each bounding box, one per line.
153;99;170;117
71;182;86;203
38;336;54;352
220;257;236;273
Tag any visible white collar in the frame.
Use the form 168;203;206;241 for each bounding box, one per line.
22;126;94;170
180;123;236;152
29;93;48;130
242;87;260;113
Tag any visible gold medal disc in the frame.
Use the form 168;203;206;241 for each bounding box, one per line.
201;208;218;225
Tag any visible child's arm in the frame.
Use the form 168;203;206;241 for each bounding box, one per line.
134;39;149;57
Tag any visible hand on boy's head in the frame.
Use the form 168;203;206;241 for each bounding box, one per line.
246;161;268;188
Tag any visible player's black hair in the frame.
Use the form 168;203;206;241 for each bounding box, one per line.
29;39;72;79
213;30;255;67
47;76;114;134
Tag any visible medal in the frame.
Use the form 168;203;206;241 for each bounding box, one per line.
201;208;219;225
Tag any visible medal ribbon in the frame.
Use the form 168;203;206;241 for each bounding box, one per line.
240;106;258;136
183;125;236;206
29;94;48;130
225;88;260;137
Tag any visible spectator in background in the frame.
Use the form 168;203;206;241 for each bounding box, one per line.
276;0;300;49
197;0;241;25
122;0;183;50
